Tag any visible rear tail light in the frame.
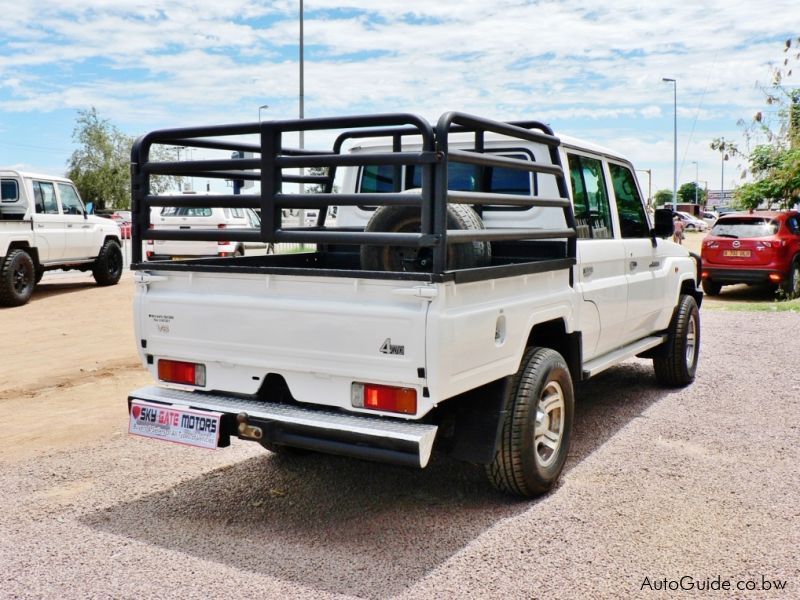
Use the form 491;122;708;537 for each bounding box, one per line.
217;223;229;246
351;382;417;415
158;359;206;386
769;273;782;282
701;270;710;279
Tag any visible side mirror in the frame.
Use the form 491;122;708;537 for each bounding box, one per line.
652;208;674;239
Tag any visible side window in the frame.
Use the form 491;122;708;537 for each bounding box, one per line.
1;179;19;202
786;216;800;235
231;208;244;218
609;163;649;238
246;209;261;228
568;154;612;239
359;165;397;193
34;181;59;214
56;183;84;216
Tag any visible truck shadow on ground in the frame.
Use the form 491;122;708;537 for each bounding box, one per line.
83;361;666;599
28;281;98;303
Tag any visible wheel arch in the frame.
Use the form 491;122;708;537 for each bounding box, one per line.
6;242;39;266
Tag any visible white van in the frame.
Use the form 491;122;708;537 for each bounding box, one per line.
145;205;265;260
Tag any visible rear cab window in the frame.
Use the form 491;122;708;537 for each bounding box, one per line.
358;149;537;210
1;179;19;202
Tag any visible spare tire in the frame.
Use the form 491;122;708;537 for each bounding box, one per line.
360;204;491;272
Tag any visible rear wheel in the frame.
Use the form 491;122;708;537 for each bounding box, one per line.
702;279;721;296
92;240;123;286
486;347;574;497
0;249;36;307
780;259;800;299
360;204;491;272
653;294;700;387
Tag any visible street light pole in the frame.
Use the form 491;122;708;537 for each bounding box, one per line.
636;169;652;208
691;160;698;205
258;104;269;122
720;136;725;202
662;77;677;212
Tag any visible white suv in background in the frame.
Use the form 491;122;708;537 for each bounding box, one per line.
145;205;265;260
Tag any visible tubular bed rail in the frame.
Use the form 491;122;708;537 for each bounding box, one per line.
130;111;576;280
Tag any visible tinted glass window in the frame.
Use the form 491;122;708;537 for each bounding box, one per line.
568;154;612;239
160;207;213;217
359;165;397;193
33;181;59;214
358;152;534;202
609;163;648;238
711;217;778;238
1;179;19;202
786;216;800;234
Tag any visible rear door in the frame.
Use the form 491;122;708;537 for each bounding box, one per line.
30;180;65;261
567;152;627;358
151;206;219;257
704;217;779;267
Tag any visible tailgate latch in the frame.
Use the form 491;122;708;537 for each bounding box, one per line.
391;285;438;299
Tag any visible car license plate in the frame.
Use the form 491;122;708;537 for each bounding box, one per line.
129;400;221;449
723;250;751;257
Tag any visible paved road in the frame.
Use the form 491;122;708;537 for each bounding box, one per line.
1;276;798;599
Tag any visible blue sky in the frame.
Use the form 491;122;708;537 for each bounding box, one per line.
0;0;798;196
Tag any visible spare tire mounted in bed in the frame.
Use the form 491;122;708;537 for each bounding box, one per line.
360;204;492;272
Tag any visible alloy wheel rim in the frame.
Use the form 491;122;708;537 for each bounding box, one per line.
685;314;697;367
534;380;565;468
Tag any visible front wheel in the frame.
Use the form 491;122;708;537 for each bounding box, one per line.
486;347;574;497
0;249;36;307
653;294;700;387
92;240;123;286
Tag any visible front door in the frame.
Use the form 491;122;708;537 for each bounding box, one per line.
608;162;670;342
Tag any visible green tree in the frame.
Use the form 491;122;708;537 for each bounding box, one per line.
66;108;130;210
66;107;181;210
653;188;675;207
731;38;800;209
678;182;706;205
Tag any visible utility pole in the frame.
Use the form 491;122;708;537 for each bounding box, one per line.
662;78;677;211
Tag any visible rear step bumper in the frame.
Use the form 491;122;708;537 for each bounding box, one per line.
128;386;438;468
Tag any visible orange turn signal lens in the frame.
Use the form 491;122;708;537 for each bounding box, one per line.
768;273;782;282
351;383;417;415
158;359;206;386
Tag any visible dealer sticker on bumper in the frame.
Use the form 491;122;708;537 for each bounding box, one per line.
129;400;221;449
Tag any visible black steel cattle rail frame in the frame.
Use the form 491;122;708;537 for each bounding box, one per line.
130;111;577;281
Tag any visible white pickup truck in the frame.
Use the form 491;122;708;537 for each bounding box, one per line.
127;112;702;497
0;170;124;306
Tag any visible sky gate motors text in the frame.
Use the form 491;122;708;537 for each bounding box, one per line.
138;406;217;433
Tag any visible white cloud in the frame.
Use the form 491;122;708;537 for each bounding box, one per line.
0;0;797;190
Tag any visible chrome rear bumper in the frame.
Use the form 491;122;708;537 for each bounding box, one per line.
128;385;438;468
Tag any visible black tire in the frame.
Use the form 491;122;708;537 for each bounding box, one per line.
702;279;721;296
0;249;36;307
360;204;491;272
653;294;700;387
486;347;574;497
92;240;123;286
234;245;245;257
780;258;800;299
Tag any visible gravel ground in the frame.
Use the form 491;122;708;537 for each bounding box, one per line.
1;279;799;599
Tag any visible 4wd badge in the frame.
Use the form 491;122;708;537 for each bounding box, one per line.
379;338;405;356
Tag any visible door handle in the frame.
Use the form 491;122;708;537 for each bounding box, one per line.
67;224;73;228
582;266;594;277
648;260;660;268
629;260;638;270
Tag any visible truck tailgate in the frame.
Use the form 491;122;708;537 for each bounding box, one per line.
134;269;430;412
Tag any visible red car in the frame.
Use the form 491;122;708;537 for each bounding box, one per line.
701;210;800;297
